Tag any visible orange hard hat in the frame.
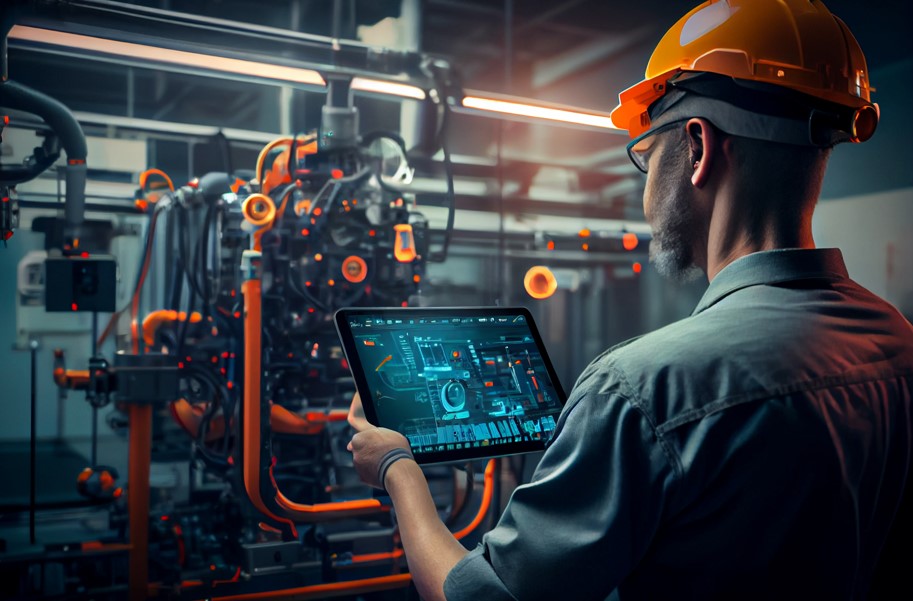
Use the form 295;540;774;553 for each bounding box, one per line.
611;0;878;142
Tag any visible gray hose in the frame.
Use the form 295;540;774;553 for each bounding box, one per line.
0;80;88;240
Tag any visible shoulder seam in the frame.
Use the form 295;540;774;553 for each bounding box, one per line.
609;365;685;479
656;368;913;434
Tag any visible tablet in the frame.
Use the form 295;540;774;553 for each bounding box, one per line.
335;306;567;464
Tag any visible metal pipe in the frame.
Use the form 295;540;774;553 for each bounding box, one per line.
29;339;38;545
127;403;152;601
0;80;88;247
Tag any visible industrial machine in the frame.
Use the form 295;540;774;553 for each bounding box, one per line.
0;15;503;598
0;2;661;597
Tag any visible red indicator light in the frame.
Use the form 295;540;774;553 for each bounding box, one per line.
632;262;642;274
623;233;639;251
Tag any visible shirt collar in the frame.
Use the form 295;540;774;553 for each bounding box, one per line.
692;248;849;316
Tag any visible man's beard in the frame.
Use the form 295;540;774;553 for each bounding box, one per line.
647;153;703;283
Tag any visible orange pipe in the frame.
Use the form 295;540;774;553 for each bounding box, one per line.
267;456;384;519
142;310;202;348
347;458;497;565
453;459;496;540
349;549;405;564
211;574;412;601
241;275;298;537
250;177;298;252
256;138;292;195
170;398;226;441
242;253;388;524
127;404;152;601
273;488;383;518
172;401;347;440
269;405;348;435
53;367;90;389
138;168;175;193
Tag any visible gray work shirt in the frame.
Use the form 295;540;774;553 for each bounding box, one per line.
444;248;913;600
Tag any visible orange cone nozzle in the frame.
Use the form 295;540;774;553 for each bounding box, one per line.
524;266;558;300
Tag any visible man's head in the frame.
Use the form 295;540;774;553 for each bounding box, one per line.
611;0;877;280
634;108;832;281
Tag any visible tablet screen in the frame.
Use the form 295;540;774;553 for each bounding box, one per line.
335;307;567;464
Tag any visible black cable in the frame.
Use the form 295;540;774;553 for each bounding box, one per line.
178;204;206;302
91;311;98;467
213;130;233;176
426;89;456;263
197;200;216;311
439;102;456;262
176;282;196;357
131;198;170;350
169;255;185;311
182;364;232;466
29;340;37;545
494;0;513;302
165;206;182;310
445;462;475;528
495;120;505;305
490;458;502;530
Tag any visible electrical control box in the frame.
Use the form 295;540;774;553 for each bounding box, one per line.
45;255;117;312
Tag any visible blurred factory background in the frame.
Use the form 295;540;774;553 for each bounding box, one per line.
0;1;910;599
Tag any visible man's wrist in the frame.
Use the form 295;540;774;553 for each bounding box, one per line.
383;455;422;494
378;447;415;489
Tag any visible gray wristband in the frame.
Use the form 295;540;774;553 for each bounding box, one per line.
377;447;414;489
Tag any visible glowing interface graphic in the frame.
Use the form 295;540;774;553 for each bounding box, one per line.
346;313;563;457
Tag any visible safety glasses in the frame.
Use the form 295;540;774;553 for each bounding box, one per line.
625;118;689;174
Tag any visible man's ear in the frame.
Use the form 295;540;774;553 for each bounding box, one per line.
686;118;716;188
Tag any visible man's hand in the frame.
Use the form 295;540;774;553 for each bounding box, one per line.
346;392;467;601
347;392;413;488
347;391;372;432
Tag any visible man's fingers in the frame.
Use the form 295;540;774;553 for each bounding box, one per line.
347;392;372;432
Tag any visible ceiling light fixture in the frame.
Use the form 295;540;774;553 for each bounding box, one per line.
8;25;326;87
462;94;619;130
350;77;426;100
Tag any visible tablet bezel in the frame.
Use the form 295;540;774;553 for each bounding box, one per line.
334;306;568;464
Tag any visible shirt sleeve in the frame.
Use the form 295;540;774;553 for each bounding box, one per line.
443;365;679;601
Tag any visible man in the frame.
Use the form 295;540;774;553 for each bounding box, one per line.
348;1;913;599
